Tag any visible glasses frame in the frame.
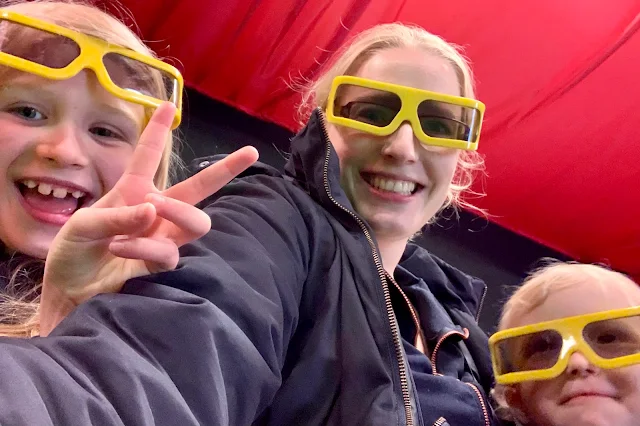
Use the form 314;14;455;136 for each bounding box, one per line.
325;75;485;151
0;9;184;128
489;305;640;384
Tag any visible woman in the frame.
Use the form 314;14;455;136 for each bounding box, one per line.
37;22;496;425
490;262;640;426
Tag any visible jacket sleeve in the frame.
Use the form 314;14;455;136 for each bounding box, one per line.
0;175;312;426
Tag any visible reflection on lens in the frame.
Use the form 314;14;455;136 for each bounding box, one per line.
497;330;563;374
0;19;79;68
583;315;640;359
103;53;176;102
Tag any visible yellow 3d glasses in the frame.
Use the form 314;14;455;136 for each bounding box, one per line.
326;76;485;151
0;9;183;128
489;306;640;385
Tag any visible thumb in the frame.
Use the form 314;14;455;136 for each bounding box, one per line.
60;203;157;243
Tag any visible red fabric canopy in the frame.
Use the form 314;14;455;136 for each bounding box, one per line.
114;0;640;281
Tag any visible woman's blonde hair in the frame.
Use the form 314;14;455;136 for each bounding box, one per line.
493;261;639;422
0;0;180;337
299;23;485;213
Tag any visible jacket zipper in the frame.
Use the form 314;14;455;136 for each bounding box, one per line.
430;329;491;426
430;328;469;375
467;382;491;426
387;273;427;353
475;283;487;323
318;109;414;426
432;417;448;426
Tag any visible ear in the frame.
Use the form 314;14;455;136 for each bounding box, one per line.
504;385;531;425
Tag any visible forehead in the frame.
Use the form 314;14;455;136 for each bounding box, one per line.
354;47;461;97
516;277;640;326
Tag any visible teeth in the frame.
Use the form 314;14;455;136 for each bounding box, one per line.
52;188;68;199
21;180;86;199
37;183;52;196
370;176;416;195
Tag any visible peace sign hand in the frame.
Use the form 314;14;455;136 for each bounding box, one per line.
40;102;259;335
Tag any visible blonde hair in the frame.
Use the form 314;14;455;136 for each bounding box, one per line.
0;0;181;337
499;262;638;331
298;23;485;213
493;261;639;422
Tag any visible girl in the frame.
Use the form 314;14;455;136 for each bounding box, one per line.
0;0;256;337
490;262;640;426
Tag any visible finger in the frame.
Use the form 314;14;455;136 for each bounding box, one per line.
61;204;156;243
122;102;176;183
163;145;259;205
108;237;179;273
146;193;212;245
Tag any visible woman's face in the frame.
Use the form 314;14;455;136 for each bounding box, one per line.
506;279;640;426
326;47;461;243
0;69;145;258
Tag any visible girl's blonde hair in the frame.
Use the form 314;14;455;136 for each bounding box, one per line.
0;0;180;337
493;261;639;422
299;23;485;213
499;262;638;331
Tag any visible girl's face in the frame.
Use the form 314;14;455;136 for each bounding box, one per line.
0;69;144;258
506;278;640;426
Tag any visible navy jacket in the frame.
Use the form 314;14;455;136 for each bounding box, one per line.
0;110;498;425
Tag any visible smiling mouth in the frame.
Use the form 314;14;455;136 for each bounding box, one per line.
361;172;423;196
16;179;90;215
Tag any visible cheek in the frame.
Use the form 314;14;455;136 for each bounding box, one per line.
92;146;134;194
328;125;377;170
610;366;640;402
517;380;555;409
423;150;459;189
0;122;32;183
0;119;29;152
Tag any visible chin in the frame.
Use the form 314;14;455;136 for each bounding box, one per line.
368;218;418;241
545;405;627;426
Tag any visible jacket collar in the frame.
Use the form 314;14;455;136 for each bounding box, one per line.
398;243;487;320
284;109;363;232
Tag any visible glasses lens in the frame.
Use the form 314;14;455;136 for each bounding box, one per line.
583;314;640;359
103;53;178;104
417;100;480;142
0;19;80;69
496;330;563;374
334;84;401;128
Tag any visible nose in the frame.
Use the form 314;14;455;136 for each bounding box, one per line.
566;351;599;377
35;124;90;168
381;122;419;163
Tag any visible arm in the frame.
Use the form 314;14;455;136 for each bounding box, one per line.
0;176;311;426
39;103;258;334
